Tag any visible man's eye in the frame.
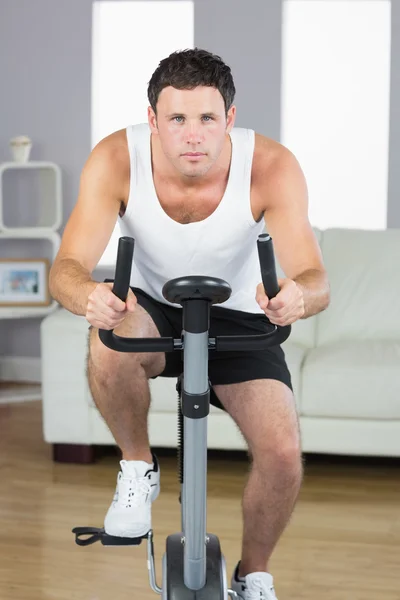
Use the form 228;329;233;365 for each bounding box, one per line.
174;116;184;122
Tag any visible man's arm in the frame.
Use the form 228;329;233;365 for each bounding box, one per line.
49;132;128;316
256;145;330;321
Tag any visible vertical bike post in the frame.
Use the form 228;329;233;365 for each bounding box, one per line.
180;298;211;591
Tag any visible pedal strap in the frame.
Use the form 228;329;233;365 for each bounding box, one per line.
72;526;148;546
72;527;104;546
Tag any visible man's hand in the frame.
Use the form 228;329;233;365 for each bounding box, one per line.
256;278;305;326
86;282;137;330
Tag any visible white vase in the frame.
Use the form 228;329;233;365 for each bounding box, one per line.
10;135;33;163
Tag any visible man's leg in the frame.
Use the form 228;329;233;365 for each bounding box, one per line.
86;304;165;463
213;379;303;577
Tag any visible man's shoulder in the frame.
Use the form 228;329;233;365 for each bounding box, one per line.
252;132;288;168
94;127;129;156
251;132;300;183
90;128;130;176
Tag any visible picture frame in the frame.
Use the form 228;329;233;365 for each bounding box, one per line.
0;258;51;307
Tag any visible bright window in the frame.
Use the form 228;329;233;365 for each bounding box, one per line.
281;0;391;230
92;1;194;266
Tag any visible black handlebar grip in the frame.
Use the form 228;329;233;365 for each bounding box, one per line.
257;233;280;299
112;236;135;302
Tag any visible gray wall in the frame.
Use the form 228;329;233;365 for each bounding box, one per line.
0;0;398;360
0;0;93;359
195;0;282;140
0;0;92;222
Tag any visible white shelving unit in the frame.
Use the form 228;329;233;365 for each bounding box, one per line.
0;230;60;319
0;161;62;402
0;384;41;403
0;162;62;230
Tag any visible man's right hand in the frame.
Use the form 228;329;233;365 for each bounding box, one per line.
86;282;137;330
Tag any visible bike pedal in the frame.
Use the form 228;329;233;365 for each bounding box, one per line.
72;526;148;547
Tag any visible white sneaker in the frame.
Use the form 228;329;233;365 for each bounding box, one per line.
104;453;160;538
230;561;278;600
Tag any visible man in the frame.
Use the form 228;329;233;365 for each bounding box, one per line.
49;48;330;599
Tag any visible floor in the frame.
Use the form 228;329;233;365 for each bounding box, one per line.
0;399;399;600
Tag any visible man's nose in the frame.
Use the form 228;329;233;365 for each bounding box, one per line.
184;124;204;144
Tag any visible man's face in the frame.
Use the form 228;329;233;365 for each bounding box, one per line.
148;85;235;179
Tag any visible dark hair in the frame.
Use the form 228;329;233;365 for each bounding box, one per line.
147;48;236;115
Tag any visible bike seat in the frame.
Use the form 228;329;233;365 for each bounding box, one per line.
162;276;231;306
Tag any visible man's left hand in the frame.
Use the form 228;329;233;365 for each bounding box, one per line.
256;278;305;326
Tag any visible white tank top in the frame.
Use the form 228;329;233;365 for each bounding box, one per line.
118;122;265;314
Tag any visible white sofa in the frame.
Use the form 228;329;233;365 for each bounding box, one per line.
41;227;400;460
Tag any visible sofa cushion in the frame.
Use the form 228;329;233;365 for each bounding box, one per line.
317;228;400;345
281;341;308;410
301;340;400;419
148;376;190;413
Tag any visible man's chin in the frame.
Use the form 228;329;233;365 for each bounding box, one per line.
183;170;203;178
181;164;211;178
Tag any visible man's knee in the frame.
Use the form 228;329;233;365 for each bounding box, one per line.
249;439;303;487
218;379;302;467
86;310;166;381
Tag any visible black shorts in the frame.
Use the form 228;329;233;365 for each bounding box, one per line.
126;286;293;412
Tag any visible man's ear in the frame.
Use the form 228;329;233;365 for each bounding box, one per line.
226;104;236;133
148;106;158;133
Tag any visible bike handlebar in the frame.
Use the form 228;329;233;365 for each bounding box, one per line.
99;234;291;352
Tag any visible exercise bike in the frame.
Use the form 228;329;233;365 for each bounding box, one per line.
72;233;291;599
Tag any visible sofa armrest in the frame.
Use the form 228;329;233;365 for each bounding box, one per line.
41;308;92;444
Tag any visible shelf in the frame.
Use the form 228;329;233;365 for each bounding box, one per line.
0;228;61;240
0;229;60;257
0;161;59;171
0;160;64;383
0;231;60;319
0;161;62;231
0;383;41;404
0;302;58;320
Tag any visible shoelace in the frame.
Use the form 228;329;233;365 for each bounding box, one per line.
245;577;276;600
117;475;152;508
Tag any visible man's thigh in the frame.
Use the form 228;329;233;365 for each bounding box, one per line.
207;305;293;411
213;379;300;455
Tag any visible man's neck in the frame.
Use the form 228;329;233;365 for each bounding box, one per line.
151;134;232;191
